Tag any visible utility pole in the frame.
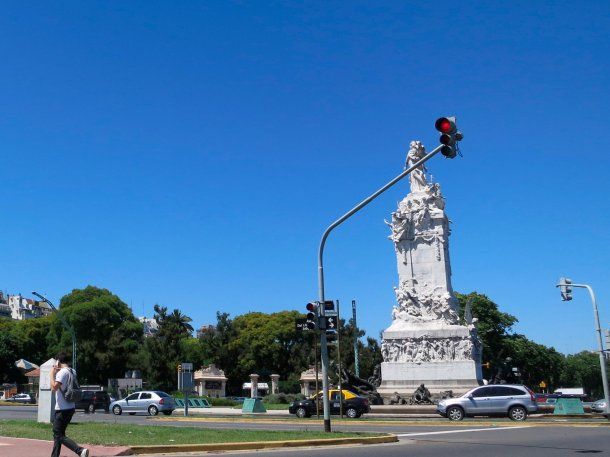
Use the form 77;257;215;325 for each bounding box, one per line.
556;279;610;420
336;300;343;418
352;300;360;378
317;121;461;432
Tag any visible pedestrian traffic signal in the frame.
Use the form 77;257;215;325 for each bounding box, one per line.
306;302;319;330
323;300;335;312
482;362;491;369
326;329;338;343
435;116;463;158
557;277;573;301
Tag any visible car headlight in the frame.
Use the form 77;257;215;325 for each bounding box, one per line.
438;401;446;407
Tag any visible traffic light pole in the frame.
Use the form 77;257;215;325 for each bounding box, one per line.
352;300;359;377
569;283;609;419
33;292;77;371
317;143;443;432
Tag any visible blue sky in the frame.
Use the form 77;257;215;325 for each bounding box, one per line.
1;1;609;355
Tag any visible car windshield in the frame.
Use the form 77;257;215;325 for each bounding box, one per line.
154;391;170;398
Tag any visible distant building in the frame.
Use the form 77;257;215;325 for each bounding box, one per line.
0;292;53;320
139;317;159;337
196;324;215;339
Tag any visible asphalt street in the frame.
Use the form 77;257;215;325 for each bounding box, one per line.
2;406;609;457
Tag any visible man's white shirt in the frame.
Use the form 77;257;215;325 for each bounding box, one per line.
54;367;76;411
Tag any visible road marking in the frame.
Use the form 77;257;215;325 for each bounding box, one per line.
396;425;530;437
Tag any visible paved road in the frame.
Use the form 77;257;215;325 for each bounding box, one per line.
137;426;610;457
2;406;609;457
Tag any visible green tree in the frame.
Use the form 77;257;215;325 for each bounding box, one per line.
502;334;564;390
140;304;194;391
48;286;143;384
561;351;609;398
456;292;518;379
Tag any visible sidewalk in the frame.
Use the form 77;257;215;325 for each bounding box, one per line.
0;436;131;457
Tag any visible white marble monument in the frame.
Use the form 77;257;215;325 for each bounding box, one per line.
379;141;482;395
37;358;56;423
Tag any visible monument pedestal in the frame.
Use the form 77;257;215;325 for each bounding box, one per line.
379;361;480;395
380;324;481;396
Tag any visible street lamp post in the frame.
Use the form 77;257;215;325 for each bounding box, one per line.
556;280;610;419
32;292;77;371
317;142;445;432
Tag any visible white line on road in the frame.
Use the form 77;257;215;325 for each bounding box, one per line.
396;426;530;438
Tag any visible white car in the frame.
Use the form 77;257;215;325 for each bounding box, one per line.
110;391;175;416
6;393;35;404
592;399;608;416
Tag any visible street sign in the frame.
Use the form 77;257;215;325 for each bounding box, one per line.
539;381;547;389
325;316;338;330
295;318;309;332
178;371;194;390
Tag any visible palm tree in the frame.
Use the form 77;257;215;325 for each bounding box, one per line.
168;309;194;335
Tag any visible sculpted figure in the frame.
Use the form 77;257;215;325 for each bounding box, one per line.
407;141;428;193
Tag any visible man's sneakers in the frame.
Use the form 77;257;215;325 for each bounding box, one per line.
80;449;89;457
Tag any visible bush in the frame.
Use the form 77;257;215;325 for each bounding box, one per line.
263;393;304;404
204;397;239;407
278;380;301;394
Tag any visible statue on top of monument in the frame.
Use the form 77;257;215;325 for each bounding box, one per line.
406;140;428;193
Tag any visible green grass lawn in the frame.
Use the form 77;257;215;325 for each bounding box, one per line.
0;420;375;446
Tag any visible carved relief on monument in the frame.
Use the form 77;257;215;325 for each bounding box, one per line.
391;281;459;325
381;334;478;364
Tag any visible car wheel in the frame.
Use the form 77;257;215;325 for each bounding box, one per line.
508;406;527;421
447;406;465;421
88;403;95;414
295;407;308;418
112;405;122;415
346;408;358;419
148;405;159;416
162;411;172;416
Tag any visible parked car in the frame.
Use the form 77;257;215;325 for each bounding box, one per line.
110;391;175;416
591;399;608;416
289;389;370;419
437;385;537;421
6;393;35;404
75;390;111;413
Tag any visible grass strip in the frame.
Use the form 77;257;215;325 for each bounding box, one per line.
0;419;376;446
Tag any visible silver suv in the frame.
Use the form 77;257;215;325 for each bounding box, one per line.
437;385;537;421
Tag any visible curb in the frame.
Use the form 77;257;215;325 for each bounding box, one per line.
129;434;398;454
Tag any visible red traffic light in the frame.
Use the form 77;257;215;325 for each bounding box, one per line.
306;302;318;312
435;117;456;134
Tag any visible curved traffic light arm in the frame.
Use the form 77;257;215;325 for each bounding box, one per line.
316;142;443;432
32;291;78;371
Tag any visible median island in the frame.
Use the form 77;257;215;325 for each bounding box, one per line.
0;419;392;453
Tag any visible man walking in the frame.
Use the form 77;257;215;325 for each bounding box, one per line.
50;352;89;457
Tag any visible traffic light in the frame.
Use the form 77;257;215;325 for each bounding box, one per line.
177;364;182;372
306;302;319;330
558;277;573;301
482;362;491;369
435;116;463;158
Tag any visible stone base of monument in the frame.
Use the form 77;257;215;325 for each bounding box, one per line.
378;360;481;396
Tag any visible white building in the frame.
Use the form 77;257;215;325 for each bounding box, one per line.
139;317;159;337
0;293;53;320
